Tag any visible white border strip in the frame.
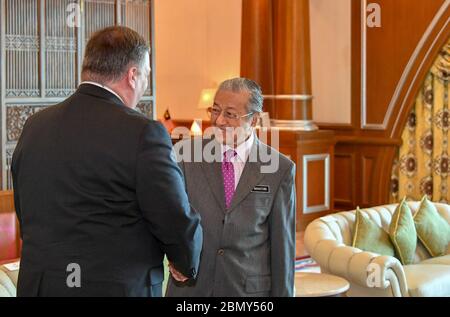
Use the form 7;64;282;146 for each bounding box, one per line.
302;154;330;214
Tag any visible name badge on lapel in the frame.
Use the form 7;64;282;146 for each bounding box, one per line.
251;185;270;193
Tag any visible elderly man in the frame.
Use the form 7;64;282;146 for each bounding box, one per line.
11;26;202;297
167;78;296;297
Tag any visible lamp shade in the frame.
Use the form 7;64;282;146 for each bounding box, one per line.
190;118;203;136
198;88;216;109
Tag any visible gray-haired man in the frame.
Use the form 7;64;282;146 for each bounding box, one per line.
167;78;296;297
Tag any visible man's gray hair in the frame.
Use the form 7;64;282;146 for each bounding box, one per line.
218;78;263;113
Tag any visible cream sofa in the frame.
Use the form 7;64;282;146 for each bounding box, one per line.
304;202;450;297
0;264;18;297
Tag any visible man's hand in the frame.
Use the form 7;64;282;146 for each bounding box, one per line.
168;262;189;282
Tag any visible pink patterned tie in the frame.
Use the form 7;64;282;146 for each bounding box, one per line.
222;149;237;209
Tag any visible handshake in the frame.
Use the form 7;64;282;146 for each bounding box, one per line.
168;261;190;283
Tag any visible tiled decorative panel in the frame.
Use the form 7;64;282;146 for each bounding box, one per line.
5;0;40;98
136;101;154;119
6;105;47;142
45;0;78;98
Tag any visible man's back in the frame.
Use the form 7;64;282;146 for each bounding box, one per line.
12;84;202;296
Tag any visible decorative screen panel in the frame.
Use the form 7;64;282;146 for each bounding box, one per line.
1;0;155;189
121;0;151;42
5;147;15;190
45;0;77;97
84;0;116;43
5;0;40;98
6;105;47;142
135;100;153;118
121;0;152;96
5;104;49;189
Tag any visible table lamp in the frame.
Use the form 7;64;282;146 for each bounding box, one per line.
198;88;216;110
191;88;216;137
190;119;203;137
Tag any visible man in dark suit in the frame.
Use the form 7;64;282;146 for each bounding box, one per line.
11;26;202;297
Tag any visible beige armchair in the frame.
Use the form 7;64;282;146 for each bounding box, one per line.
0;264;18;297
304;202;450;297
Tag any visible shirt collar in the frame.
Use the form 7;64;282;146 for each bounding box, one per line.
80;81;125;105
221;132;255;163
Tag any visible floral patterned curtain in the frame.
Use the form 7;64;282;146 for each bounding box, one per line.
391;39;450;203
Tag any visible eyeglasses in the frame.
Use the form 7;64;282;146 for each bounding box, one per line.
207;107;254;121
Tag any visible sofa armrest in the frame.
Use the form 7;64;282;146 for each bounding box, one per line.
310;239;409;297
0;269;16;297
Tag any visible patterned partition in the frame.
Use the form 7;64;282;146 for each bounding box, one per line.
0;0;155;189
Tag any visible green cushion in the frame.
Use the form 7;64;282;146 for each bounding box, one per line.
163;255;169;296
352;208;395;257
414;196;450;257
389;198;417;265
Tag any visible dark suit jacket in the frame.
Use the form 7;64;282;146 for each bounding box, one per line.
11;83;202;297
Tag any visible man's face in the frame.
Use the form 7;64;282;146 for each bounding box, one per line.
210;89;257;147
132;53;150;107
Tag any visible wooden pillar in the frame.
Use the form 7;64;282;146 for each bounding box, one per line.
241;0;317;131
242;1;336;231
240;0;275;115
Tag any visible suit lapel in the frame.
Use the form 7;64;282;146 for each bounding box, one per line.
228;139;264;212
200;139;227;212
202;161;227;212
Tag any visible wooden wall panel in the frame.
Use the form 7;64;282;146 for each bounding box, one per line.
363;0;446;128
295;131;335;231
306;159;325;207
334;153;354;208
361;155;375;205
321;1;450;212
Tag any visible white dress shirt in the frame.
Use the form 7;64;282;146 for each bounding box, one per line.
80;81;125;104
221;132;255;190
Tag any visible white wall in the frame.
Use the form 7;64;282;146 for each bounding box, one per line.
310;0;352;124
154;0;242;120
153;0;351;124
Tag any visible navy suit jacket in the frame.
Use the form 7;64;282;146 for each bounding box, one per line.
12;84;202;297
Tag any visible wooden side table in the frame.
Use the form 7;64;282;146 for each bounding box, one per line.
295;272;349;297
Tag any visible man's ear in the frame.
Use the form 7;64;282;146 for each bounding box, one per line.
251;113;260;127
127;66;139;89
